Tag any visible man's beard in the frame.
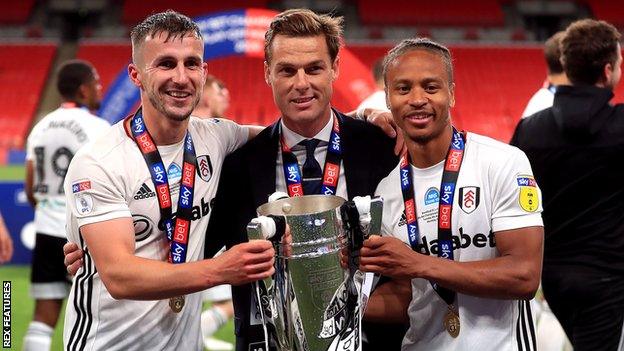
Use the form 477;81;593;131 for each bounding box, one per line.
147;89;198;122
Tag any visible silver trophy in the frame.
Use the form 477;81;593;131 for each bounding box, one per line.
247;194;383;351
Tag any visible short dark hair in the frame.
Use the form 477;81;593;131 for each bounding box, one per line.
56;59;95;100
544;31;565;75
383;37;454;85
561;19;621;85
130;10;202;62
264;9;343;63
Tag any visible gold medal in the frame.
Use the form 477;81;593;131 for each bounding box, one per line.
443;308;460;338
169;295;185;313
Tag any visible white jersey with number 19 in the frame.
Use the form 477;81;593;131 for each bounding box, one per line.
26;105;110;238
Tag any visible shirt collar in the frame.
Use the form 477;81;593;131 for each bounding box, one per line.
280;110;334;148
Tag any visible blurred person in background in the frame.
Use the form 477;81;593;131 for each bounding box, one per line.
357;58;388;112
511;19;624;351
194;74;231;119
0;212;13;264
521;31;570;118
520;30;573;351
22;59;110;351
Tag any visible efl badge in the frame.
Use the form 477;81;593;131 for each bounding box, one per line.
517;175;539;212
458;186;480;214
196;155;213;182
75;194;93;215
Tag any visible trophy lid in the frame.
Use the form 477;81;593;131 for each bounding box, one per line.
257;194;345;217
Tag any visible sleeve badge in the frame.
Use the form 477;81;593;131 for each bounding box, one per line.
517;175;539;212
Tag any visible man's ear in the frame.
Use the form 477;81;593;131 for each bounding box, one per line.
449;82;456;108
128;63;142;89
77;83;88;102
603;61;614;86
264;61;271;85
331;56;340;82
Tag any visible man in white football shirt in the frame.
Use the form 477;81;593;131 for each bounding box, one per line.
62;11;274;351
521;31;569;119
23;59;110;351
362;38;544;351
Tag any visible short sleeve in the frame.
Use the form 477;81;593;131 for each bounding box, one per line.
64;149;131;228
490;147;543;232
211;118;249;156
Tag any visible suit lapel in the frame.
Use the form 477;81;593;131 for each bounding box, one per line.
248;121;280;207
336;111;363;200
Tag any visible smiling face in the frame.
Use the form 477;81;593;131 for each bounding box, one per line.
264;34;338;137
129;31;206;122
385;49;455;145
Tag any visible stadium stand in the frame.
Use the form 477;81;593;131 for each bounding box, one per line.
76;42;131;93
121;0;269;25
357;0;505;27
584;0;624;28
0;0;35;24
0;44;56;163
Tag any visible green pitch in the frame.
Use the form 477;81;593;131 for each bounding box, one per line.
1;265;235;350
0;165;25;181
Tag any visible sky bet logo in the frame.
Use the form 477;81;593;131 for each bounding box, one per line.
287;165;300;183
72;180;91;193
185;135;194;152
451;131;464;149
445;149;463;172
440;183;455;205
151;163;167;185
179;185;193;209
170;241;186;263
136;132;156;153
517;177;537;187
330;133;341;153
414;227;496;255
323;163;339;188
401;168;410;190
132;116;146;134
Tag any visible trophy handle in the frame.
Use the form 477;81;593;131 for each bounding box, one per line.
247;215;287;351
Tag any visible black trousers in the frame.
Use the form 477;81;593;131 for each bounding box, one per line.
542;266;624;351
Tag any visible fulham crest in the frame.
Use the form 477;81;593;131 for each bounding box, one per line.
196;155;213;182
458;186;480;214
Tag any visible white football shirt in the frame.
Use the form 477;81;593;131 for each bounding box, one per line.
375;132;543;351
63;116;247;351
25;105;110;238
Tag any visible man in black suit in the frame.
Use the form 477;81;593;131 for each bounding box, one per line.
204;9;404;351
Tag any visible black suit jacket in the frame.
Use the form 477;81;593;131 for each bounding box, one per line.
205;111;402;350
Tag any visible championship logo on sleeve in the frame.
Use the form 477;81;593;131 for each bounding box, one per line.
517;175;539;212
71;180;91;193
72;179;94;214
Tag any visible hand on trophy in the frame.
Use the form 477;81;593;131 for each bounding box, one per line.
359;235;420;280
211;240;276;285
